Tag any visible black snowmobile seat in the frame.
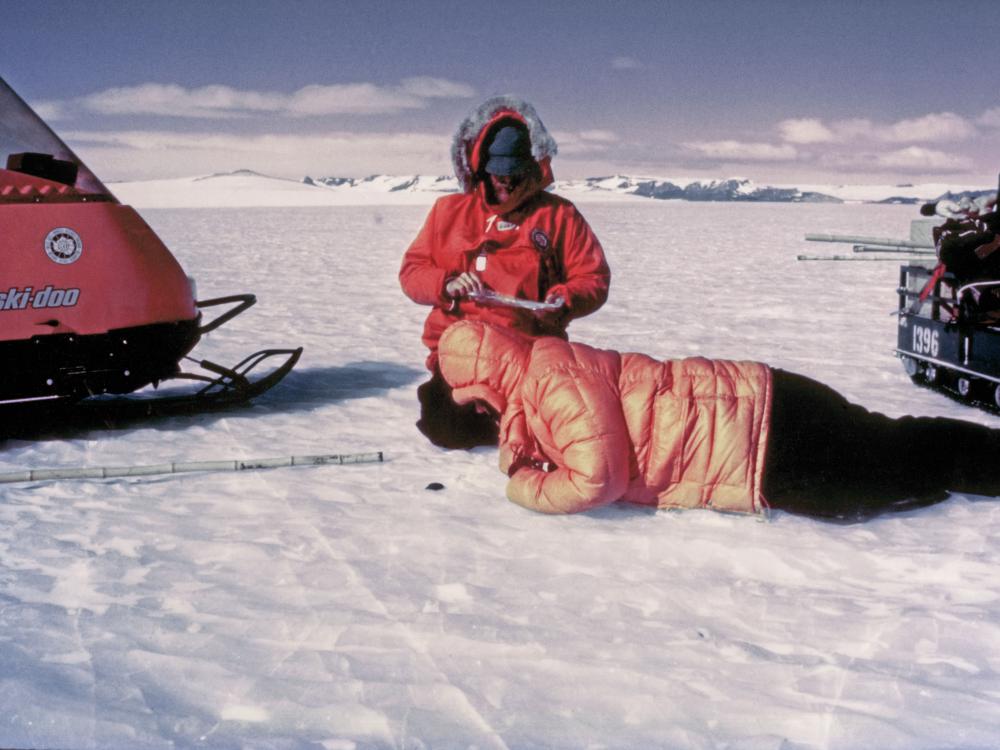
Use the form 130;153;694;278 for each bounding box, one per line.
7;152;78;186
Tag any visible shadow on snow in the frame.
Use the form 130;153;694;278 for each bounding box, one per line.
0;361;424;442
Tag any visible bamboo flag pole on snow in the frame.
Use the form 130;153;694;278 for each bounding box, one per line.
0;452;384;484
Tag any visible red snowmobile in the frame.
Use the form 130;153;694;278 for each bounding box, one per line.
0;76;300;412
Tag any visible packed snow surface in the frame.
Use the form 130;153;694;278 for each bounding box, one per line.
3;199;1000;750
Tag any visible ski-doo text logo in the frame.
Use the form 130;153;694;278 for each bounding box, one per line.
0;285;80;311
44;227;83;265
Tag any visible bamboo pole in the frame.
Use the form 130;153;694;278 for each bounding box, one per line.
851;244;935;255
796;254;913;261
0;452;384;484
804;233;933;249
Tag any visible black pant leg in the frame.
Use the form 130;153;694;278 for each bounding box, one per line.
763;369;1000;519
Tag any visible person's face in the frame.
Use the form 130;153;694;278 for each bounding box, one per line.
489;172;523;204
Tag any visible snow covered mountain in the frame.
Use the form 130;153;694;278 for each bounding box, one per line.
305;174;459;194
556;175;841;202
109;170;993;209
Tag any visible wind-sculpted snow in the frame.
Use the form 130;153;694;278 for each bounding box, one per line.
2;202;1000;749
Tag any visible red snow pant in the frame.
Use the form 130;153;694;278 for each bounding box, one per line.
763;369;1000;520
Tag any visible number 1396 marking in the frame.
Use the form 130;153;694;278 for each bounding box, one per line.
912;325;939;357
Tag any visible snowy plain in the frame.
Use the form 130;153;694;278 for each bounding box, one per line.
3;191;1000;750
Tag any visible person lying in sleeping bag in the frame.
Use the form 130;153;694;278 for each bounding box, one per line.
437;319;1000;520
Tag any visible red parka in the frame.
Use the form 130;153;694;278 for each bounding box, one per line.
399;96;610;368
438;320;774;515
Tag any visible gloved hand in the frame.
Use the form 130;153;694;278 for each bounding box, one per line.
445;272;484;299
532;291;567;332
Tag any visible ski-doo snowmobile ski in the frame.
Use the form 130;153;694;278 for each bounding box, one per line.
0;76;301;412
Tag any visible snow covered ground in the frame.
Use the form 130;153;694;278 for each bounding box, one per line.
3;199;1000;749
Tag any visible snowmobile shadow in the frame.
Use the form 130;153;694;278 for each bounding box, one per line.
248;361;425;414
258;361;423;408
0;361;423;442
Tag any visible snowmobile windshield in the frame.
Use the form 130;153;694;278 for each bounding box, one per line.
0;77;115;201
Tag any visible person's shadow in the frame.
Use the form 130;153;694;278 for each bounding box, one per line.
0;361;423;442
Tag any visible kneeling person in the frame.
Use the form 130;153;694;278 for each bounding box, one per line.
399;96;610;449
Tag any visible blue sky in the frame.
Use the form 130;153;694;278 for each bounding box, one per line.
3;0;999;185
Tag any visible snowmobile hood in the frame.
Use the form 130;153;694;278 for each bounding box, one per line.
450;96;557;195
438;320;533;416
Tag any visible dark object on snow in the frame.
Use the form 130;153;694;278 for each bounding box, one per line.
416;369;499;450
425;482;445;491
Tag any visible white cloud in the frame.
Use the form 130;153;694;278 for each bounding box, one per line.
282;84;425;116
611;57;642;70
977;107;1000;128
683;140;798;161
578;130;619;143
69;78;475;119
778;112;977;145
829;118;877;141
80;83;281;119
875;146;974;172
768;113;983;178
398;77;476;99
66;128;455;180
878;112;976;143
31;101;66;121
551;129;620;155
813;146;974;174
778;118;836;144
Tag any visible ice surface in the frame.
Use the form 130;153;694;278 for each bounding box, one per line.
2;200;1000;749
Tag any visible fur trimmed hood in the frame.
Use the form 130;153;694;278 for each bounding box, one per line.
450;96;558;193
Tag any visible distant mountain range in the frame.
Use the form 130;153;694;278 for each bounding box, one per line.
305;173;993;205
304;174;458;194
306;174;844;202
110;170;995;209
559;176;842;203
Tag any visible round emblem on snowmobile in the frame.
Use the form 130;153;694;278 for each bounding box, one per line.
531;228;550;252
44;228;83;265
